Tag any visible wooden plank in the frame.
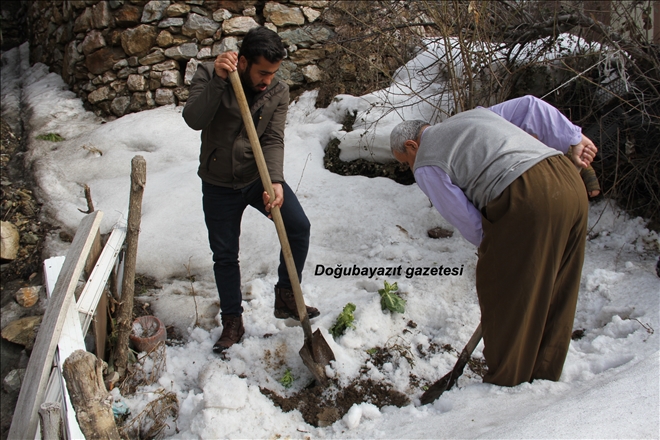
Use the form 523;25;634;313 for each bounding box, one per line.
56;298;87;440
9;211;104;440
77;218;127;336
42;257;90;440
82;230;102;297
94;291;108;360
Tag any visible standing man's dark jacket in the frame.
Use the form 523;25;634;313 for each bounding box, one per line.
182;62;289;188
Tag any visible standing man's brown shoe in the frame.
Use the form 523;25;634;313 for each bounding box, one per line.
274;287;320;320
213;315;245;354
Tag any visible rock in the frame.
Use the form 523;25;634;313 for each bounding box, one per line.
184;58;201;85
174;86;189;101
166;3;190;17
302;64;323;82
102;70;117;83
81;30;106;56
85;47;125;75
264;2;305;26
3;369;26;393
158;17;184;28
212;37;238;56
139;49;165;65
142;0;170;23
156;30;174;47
182;13;220;40
197;46;212;59
291;0;329;6
62;40;84;84
0;221;20;263
289;48;325;64
152;59;179;72
279;26;334;48
121;24;158;57
427;227;453;239
15;286;41;309
160;70;182;87
212;8;232;22
129;91;155;112
222;16;259;35
164;42;199;61
127;74;148;92
115;4;141;27
1;315;42;350
277;60;304;85
73;7;93;33
91;1;113;29
302;6;321;23
88;86;116;104
111;96;131;116
155;88;175;105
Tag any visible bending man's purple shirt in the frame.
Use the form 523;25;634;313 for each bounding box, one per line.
415;95;583;246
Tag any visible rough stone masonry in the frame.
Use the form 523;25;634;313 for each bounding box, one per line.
25;0;337;119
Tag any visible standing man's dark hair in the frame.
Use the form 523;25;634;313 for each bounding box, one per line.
238;26;287;65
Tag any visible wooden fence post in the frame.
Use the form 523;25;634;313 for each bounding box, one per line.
38;402;62;440
113;155;146;376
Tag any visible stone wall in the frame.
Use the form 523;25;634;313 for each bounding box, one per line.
26;0;336;119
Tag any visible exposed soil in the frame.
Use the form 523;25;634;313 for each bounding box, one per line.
262;378;410;428
324;138;415;186
322;110;416;186
259;322;486;428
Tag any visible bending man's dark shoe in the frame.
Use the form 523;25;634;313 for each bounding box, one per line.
274;286;320;320
213;314;245;354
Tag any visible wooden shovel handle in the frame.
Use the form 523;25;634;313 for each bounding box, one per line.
227;70;313;339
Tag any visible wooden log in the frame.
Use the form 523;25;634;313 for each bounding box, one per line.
39;402;63;440
113;155;147;376
62;350;120;440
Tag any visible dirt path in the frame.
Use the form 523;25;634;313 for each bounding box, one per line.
0;116;51;440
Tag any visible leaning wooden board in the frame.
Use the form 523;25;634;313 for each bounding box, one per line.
8;211;104;440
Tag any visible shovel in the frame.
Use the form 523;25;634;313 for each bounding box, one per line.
420;323;482;405
228;69;335;386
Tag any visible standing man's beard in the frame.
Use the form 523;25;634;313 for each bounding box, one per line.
240;65;267;93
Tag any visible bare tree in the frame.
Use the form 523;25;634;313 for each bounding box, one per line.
321;0;659;225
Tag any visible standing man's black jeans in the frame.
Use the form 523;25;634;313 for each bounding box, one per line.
202;179;310;316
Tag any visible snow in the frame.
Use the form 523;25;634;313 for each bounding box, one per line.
2;41;659;439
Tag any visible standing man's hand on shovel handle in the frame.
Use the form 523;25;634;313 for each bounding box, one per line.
214;52;238;79
263;184;284;219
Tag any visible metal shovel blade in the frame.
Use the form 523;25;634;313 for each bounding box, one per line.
299;329;335;386
421;323;483;405
420;370;455;405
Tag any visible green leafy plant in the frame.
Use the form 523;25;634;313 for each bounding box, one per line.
330;303;357;338
36;133;65;142
378;280;406;313
279;368;295;388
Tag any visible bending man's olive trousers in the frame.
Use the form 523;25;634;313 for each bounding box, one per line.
477;155;588;386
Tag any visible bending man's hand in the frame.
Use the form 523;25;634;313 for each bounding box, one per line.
263;183;284;218
570;134;598;168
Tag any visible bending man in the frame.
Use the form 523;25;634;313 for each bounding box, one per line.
390;95;597;386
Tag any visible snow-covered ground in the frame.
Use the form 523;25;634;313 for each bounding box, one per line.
2;42;658;438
